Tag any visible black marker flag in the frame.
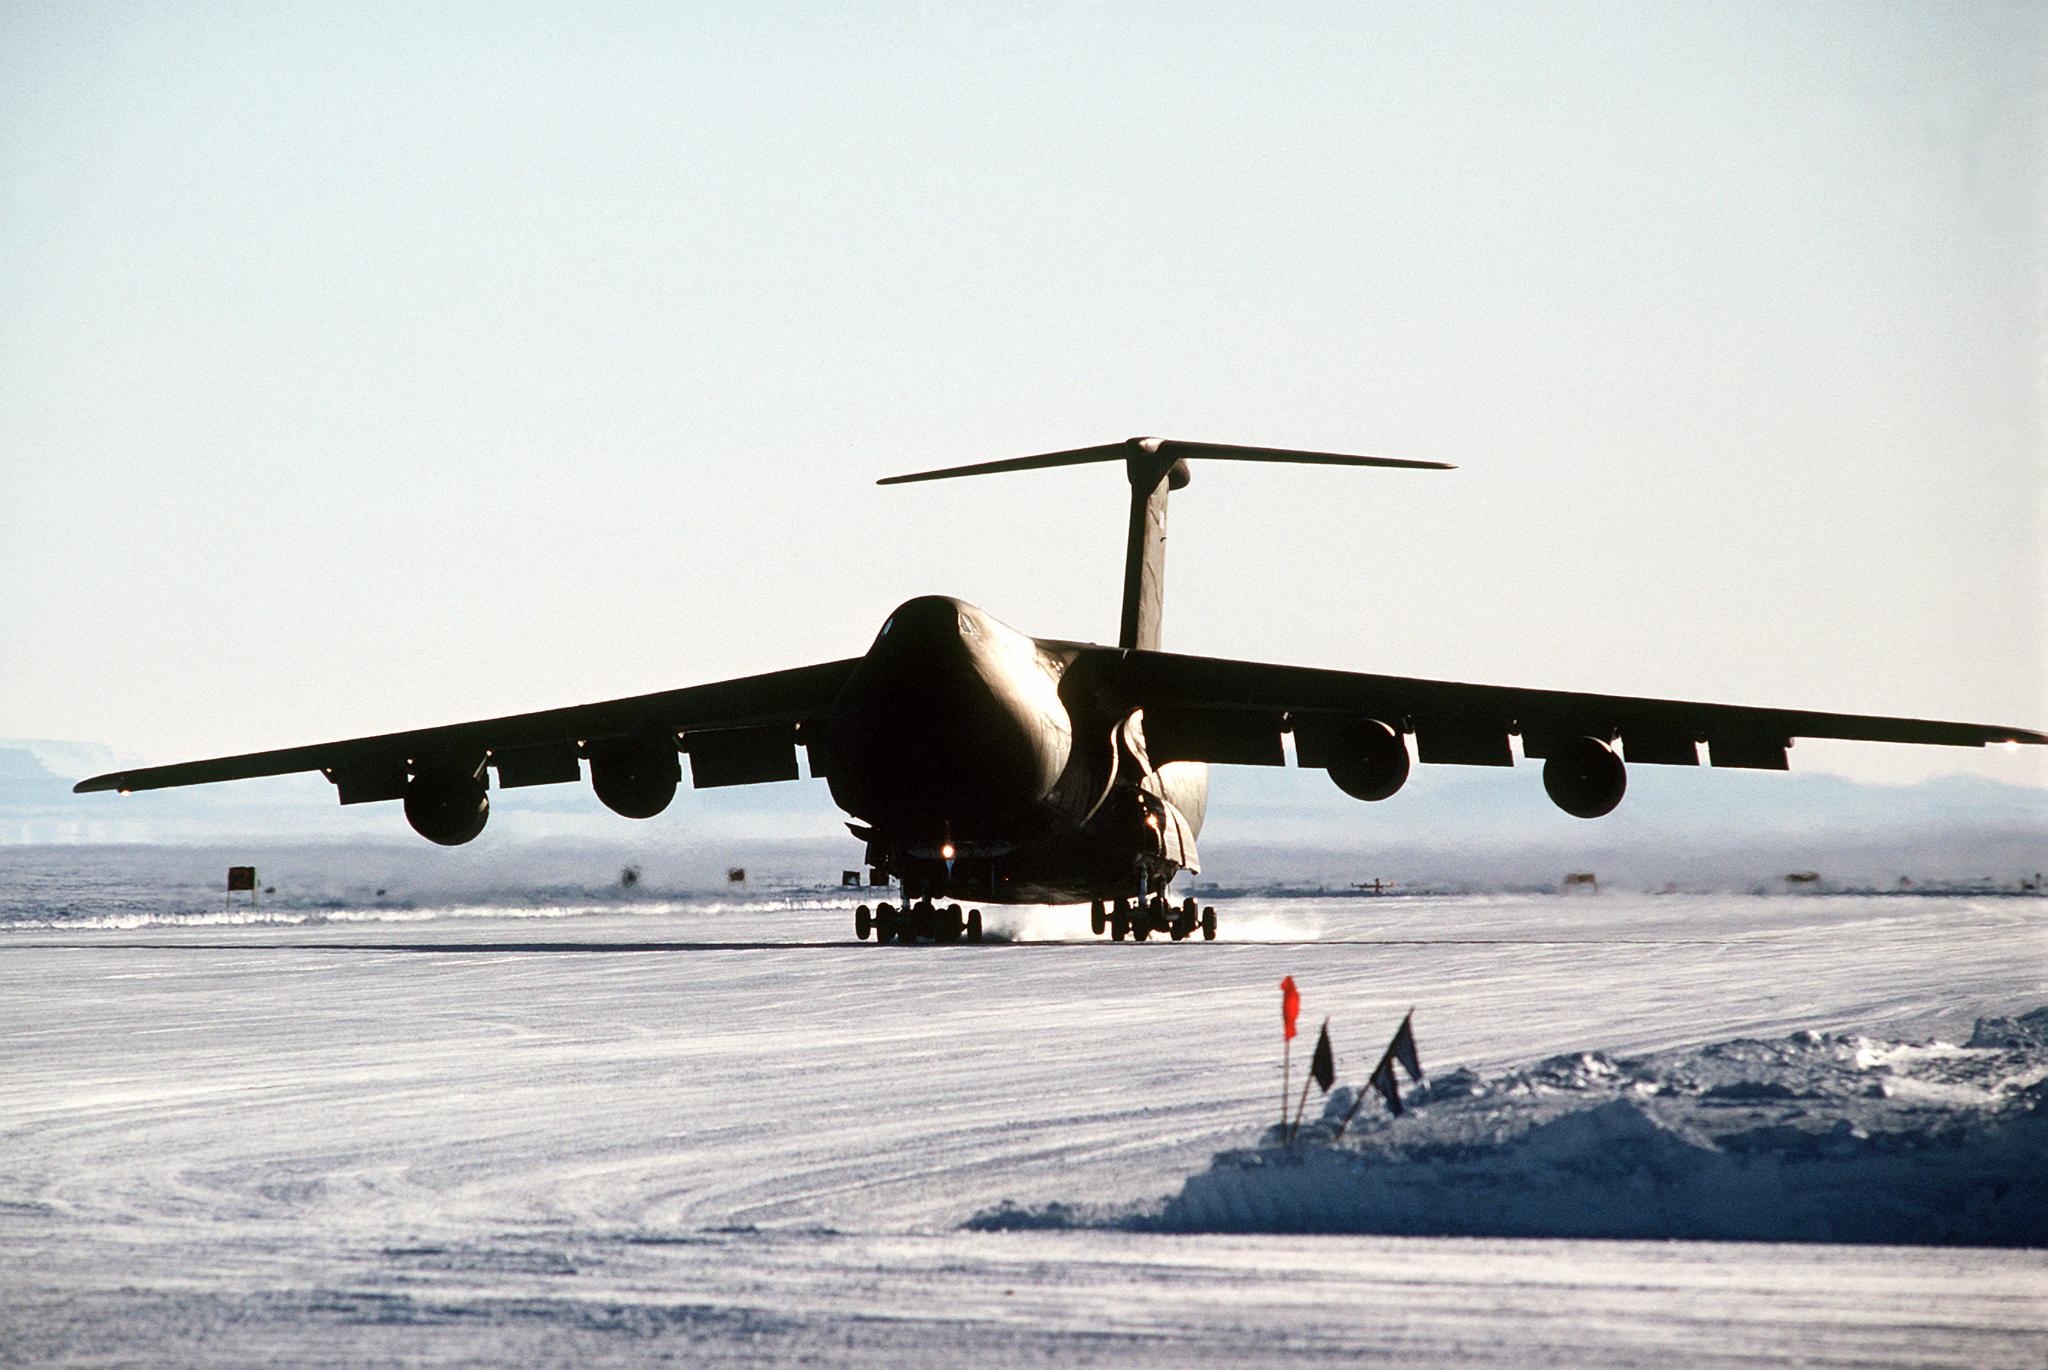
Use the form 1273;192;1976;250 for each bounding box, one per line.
1369;1054;1404;1117
1387;1011;1421;1085
1335;1009;1425;1139
1310;1021;1335;1093
1289;1017;1335;1140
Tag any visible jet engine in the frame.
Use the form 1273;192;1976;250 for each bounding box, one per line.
591;737;681;818
1324;719;1411;801
404;764;490;845
1542;735;1627;818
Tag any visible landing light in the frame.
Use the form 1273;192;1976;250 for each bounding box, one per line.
941;843;955;860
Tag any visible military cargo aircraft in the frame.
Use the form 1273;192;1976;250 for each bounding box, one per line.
77;438;2045;944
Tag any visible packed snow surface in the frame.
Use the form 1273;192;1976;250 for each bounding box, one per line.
1;846;2043;1367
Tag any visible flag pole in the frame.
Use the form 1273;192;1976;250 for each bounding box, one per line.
1281;1034;1291;1129
1331;1052;1383;1141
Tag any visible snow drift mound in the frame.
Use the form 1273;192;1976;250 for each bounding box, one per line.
1151;1010;2048;1245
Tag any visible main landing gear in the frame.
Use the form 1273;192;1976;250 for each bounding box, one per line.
1092;895;1216;942
855;900;983;945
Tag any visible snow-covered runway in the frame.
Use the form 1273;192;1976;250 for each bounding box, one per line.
1;853;2042;1365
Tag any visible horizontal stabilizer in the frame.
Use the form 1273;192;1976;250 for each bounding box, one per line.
878;436;1453;485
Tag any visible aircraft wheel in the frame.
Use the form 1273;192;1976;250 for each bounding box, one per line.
1111;914;1127;941
1134;920;1150;941
875;903;897;944
1202;905;1216;940
855;904;871;940
945;903;964;942
966;909;982;942
1090;900;1107;936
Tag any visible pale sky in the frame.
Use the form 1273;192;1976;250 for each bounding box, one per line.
4;1;2044;790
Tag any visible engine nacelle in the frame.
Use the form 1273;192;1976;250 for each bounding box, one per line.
1542;735;1627;818
404;765;490;845
1325;719;1411;802
591;737;681;819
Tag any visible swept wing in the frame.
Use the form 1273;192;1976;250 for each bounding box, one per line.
74;659;859;799
1096;647;2045;770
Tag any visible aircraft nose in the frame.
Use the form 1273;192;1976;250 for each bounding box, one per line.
824;598;1055;839
870;596;979;659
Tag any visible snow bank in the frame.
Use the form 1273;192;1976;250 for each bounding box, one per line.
973;1011;2048;1246
1154;1011;2048;1245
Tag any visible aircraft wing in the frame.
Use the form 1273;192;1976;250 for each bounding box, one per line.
73;658;861;798
1098;648;2047;770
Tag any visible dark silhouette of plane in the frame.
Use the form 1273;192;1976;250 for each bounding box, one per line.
77;438;2045;943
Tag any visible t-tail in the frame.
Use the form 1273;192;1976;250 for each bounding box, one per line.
880;437;1454;651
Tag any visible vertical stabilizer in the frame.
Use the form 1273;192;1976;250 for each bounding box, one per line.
1118;438;1186;651
878;437;1452;652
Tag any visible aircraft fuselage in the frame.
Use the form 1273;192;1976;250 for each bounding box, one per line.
823;595;1206;904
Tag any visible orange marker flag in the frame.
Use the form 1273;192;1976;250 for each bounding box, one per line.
1278;976;1301;1129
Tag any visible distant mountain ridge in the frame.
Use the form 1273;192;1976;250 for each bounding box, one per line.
0;739;127;782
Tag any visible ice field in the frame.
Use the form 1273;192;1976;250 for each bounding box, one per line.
1;846;2043;1366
